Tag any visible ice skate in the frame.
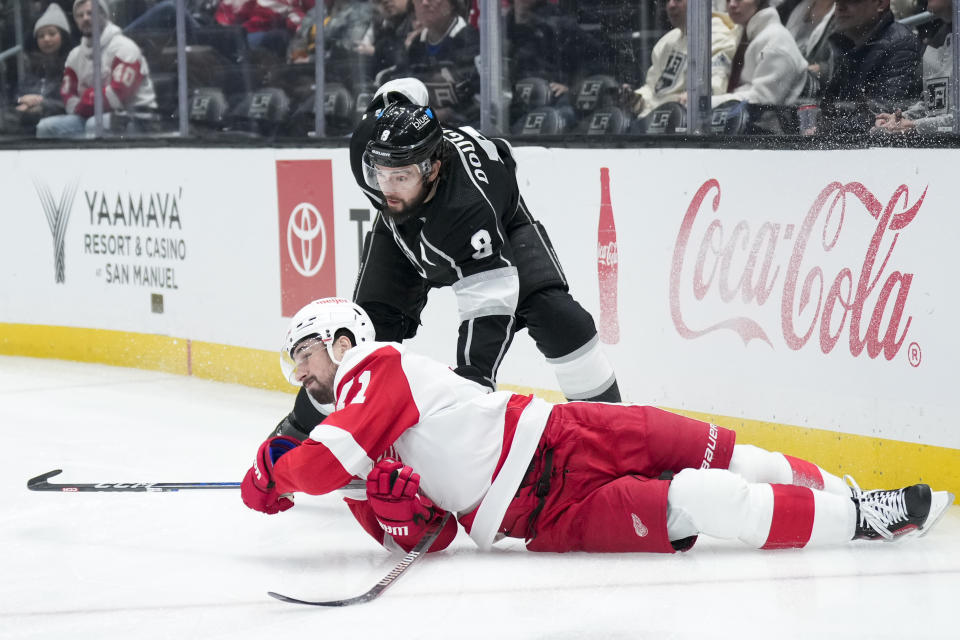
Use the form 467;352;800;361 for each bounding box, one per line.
846;476;955;541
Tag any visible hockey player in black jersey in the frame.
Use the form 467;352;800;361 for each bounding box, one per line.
273;79;620;441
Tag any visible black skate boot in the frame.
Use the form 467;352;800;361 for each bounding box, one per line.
846;476;954;541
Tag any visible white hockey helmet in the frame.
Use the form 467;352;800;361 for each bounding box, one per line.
373;77;429;109
280;297;376;384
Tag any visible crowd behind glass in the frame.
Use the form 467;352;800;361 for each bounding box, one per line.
0;0;954;140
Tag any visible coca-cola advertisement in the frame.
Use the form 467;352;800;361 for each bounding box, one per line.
670;179;919;363
502;148;955;455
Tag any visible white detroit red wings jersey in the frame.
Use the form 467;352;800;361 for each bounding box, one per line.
61;23;156;117
271;342;552;549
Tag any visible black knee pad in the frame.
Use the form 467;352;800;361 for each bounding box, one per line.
518;288;599;359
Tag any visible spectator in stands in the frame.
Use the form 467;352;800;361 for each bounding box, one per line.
36;0;158;138
392;0;478;126
287;0;375;64
889;0;922;18
819;0;921;135
873;0;953;134
779;0;836;81
284;0;375;92
711;0;808;106
626;0;738;118
14;3;72;133
355;0;415;78
215;0;313;59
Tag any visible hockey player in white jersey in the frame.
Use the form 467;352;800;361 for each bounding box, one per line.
242;298;954;555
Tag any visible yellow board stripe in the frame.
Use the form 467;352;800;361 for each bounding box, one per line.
1;323;188;374
4;322;959;495
190;340;291;392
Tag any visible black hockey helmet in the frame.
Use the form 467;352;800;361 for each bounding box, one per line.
362;103;444;190
366;104;442;167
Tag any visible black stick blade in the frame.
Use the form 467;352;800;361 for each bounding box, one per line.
27;469;64;490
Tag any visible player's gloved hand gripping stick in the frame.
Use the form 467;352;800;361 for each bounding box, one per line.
367;458;443;542
241;436;299;514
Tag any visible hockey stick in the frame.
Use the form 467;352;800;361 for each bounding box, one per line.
267;511;453;607
27;469;365;493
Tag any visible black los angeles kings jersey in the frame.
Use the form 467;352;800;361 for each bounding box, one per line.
351;124;567;390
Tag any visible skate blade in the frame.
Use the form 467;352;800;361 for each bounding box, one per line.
919;491;955;538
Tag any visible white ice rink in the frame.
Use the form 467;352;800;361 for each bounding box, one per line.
2;355;958;640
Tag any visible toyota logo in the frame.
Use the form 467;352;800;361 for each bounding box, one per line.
286;202;327;277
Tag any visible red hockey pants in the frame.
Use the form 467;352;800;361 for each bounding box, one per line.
498;403;736;553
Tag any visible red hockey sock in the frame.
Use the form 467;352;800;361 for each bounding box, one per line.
758;484;856;548
761;485;815;549
729;445;848;496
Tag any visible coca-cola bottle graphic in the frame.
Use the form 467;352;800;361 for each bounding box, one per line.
597;167;620;344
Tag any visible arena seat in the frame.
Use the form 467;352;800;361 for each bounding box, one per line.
746;104;801;135
711;100;750;135
187;87;229;134
511;106;570;135
573;74;620;115
226;87;290;137
353;83;376;118
644;101;687;135
513;77;553;112
287;83;356;137
323;82;357;134
577;106;632;135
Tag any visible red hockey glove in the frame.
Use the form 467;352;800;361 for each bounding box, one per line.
366;459;437;539
241;436;299;514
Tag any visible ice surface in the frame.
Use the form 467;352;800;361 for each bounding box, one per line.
1;355;958;639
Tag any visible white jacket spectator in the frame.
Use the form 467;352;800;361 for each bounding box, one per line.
634;12;738;117
712;5;808;106
36;0;157;138
783;0;835;61
61;21;157;117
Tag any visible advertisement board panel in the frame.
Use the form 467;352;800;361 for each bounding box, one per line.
1;146;956;455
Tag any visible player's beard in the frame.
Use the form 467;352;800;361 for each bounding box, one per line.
381;180;433;224
303;376;335;405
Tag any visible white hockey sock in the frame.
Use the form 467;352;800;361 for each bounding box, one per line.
667;468;856;548
728;444;849;496
547;336;617;400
